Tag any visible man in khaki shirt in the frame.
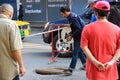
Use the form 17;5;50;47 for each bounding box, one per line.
0;4;26;80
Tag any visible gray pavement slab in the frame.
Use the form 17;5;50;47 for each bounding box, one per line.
21;28;87;80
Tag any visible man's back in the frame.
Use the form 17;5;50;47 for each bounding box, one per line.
82;21;120;79
84;21;120;61
81;1;120;80
0;3;25;80
0;14;22;80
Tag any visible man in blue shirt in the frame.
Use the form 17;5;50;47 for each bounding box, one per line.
60;7;86;75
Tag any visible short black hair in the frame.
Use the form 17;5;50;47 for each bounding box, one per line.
59;7;70;13
94;8;109;17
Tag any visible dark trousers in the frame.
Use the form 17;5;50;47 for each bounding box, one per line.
13;75;20;80
69;38;86;69
117;63;120;80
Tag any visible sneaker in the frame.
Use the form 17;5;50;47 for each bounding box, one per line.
63;69;72;76
80;65;86;70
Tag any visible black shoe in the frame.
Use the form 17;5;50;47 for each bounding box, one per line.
63;69;72;76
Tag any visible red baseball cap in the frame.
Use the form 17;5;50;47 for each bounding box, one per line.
95;1;110;11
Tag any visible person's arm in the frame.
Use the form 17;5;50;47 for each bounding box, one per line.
12;50;26;77
81;46;105;71
66;18;81;41
104;30;120;69
112;47;120;61
80;8;93;21
104;47;120;69
70;18;82;37
9;21;26;76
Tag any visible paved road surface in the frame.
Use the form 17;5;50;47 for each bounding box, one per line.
21;28;86;80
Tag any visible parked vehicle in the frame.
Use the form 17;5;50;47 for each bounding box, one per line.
15;20;31;40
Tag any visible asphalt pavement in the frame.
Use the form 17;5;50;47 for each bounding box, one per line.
21;28;87;80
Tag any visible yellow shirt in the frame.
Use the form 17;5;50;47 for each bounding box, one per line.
0;14;22;80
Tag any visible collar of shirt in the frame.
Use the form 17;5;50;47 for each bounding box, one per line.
0;14;8;19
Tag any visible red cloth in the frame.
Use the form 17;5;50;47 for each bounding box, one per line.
81;21;120;80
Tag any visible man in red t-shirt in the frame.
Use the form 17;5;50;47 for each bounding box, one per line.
81;1;120;80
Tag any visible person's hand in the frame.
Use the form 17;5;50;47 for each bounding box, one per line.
93;60;105;71
66;34;72;41
104;60;115;70
93;60;115;71
19;66;26;77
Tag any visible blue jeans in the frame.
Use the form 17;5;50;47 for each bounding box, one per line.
69;38;86;70
13;75;20;80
